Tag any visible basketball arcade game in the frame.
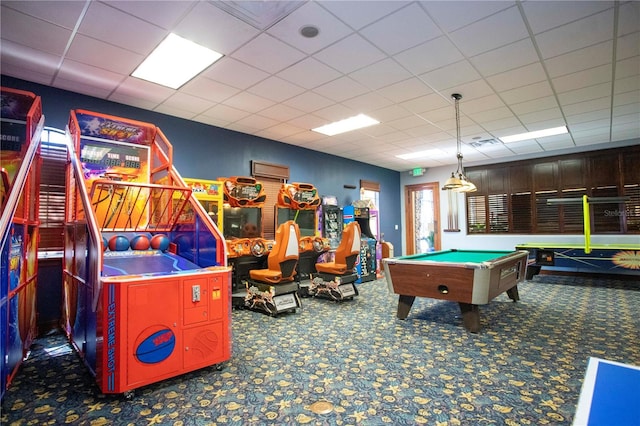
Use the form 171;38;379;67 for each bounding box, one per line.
63;110;231;396
0;87;44;399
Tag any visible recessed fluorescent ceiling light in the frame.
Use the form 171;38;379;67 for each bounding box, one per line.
312;114;379;136
499;126;568;143
132;33;223;89
396;149;442;160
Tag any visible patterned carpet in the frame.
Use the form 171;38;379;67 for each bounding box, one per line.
1;274;639;425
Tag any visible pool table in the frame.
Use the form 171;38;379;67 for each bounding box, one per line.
382;250;528;333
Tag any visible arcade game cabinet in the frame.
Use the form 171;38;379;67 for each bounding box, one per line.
343;205;377;282
180;178;224;231
62;109;231;396
276;182;329;282
219;176;274;307
319;195;342;250
0;87;44;399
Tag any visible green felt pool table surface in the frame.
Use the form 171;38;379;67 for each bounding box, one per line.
396;250;518;264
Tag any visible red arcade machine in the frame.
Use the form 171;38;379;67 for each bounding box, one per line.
0;87;44;399
276;182;329;283
219;176;274;307
62;110;231;397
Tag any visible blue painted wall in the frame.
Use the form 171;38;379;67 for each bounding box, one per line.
2;75;402;251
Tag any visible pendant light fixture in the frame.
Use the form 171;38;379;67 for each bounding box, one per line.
442;93;476;193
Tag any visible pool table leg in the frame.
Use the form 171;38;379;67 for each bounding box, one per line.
458;303;480;333
397;295;416;319
506;285;520;302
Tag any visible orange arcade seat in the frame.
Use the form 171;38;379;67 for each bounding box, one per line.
244;220;302;315
306;221;361;301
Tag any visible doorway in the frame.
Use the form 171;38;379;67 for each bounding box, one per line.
405;182;441;255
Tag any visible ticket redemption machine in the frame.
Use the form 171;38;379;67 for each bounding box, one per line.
62;110;231;396
0;87;44;399
219;177;274;308
343;205;377;283
276;182;329;282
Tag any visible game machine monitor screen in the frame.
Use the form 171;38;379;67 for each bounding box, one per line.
276;182;329;280
220;176;273;297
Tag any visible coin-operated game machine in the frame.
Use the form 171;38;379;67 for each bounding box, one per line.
276;182;329;282
220;176;274;307
62;109;231;397
319;195;342;250
180;178;224;231
343;204;377;283
0;87;44;399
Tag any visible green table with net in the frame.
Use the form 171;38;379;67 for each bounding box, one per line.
382;249;529;332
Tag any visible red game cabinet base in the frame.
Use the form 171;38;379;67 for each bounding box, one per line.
95;266;231;395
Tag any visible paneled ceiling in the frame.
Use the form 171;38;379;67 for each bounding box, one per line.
2;1;638;171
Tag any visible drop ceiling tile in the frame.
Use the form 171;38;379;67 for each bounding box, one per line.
442;79;495;101
66;34;144;75
522;1;612;34
0;63;53;86
424;1;514;33
449;6;528;57
1;8;72;55
153;104;196;120
312;103;356;122
201;58;269;90
78;3;167;55
248;76;306;103
192;115;232;129
360;3;442;55
613;102;639;116
420;61;482;93
558;82;612;105
180;77;240;103
501;81;554;105
173;1;260;54
349;58;412;90
0;40;59;79
544;41;613;78
230;33;305;74
535;9;614;59
612;125;640;141
486;62;547;92
505;141;544;155
567;109;611;126
376;77;434;103
277;57;342;90
509;96;558;115
518;108;564;126
341;92;393;113
266;1;353;54
616;1;640;36
457;94;506;115
616;32;640;60
109;76;174;106
572;127;611;145
199;104;252;122
563;97;613;116
615;55;640;81
54;75;115;100
466;106;515;124
160;92;216;115
400;93;450;115
56;59;123;93
313;76;369;103
614;75;640;93
387;114;433;131
318;0;409;30
2;0;86;29
233;114;279;131
282;91;333;113
613;90;640;107
259;103;305;122
552;64;612;93
393;36;464;76
224;91;275;114
105;1;196;31
470;38;538;77
285;113;327;130
538;135;576;150
314;33;386;74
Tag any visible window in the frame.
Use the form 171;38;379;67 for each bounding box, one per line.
39;127;67;252
465;145;639;235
